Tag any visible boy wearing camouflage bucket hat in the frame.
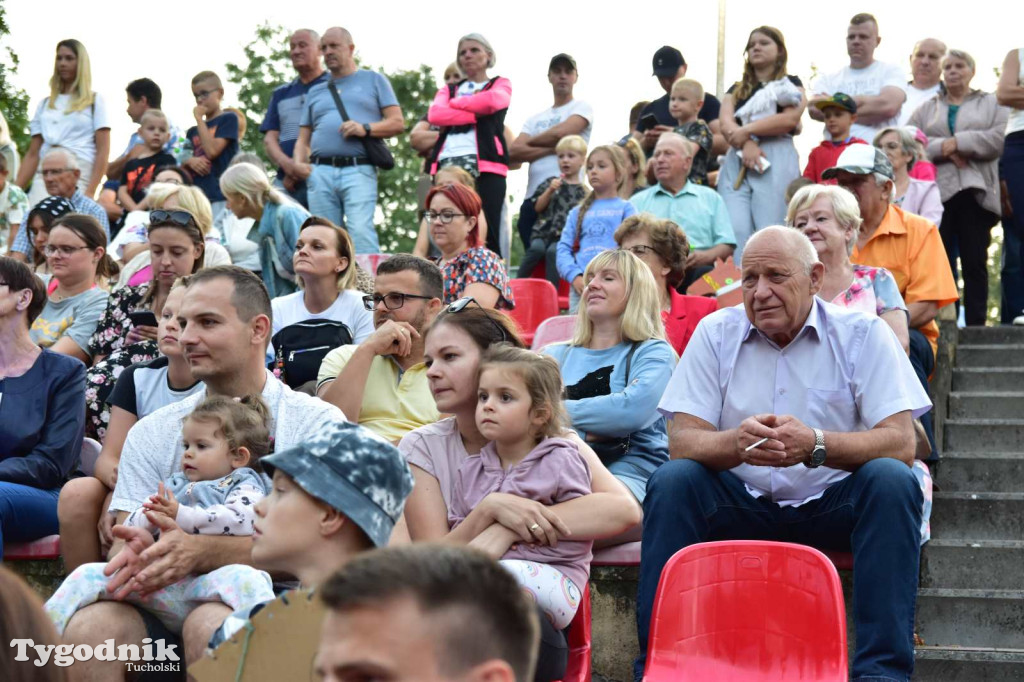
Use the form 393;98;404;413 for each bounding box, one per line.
208;421;414;650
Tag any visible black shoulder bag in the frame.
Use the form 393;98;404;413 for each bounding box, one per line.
327;81;395;170
568;341;641;464
271;319;353;389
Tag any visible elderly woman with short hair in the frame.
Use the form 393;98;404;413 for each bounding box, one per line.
873;127;943;226
614;214;717;356
909;49;1009;326
787;184;909;352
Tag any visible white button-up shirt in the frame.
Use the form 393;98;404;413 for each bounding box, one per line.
659;298;931;506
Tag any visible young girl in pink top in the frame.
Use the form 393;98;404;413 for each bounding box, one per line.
449;344;592;628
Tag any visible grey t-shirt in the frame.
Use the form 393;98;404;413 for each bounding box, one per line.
29;288;108;353
299;70;399;158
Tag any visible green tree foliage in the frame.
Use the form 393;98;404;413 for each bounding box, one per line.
0;1;30;153
224;22;292;167
226;23;436;253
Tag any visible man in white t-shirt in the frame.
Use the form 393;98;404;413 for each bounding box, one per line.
899;38;947;126
62;266;347;680
510;53;593;243
809;13;907;141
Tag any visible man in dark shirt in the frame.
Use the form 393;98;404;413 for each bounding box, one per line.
261;29;328;208
634;46;726;157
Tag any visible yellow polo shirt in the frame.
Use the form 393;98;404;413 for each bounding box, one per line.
317;345;440;443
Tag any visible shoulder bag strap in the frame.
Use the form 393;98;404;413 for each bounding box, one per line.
622;341;640;384
327;81;350;122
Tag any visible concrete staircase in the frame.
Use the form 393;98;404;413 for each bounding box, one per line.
915;325;1024;680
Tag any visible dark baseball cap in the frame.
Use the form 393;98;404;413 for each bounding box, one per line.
652;46;686;77
821;144;894;181
813;92;857;114
549;53;577;72
260;421;414;548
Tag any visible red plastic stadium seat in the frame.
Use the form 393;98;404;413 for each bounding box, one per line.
556;583;592;682
4;534;62;561
531;315;577;351
508;279;560;347
644;540;847;681
527;262;571;311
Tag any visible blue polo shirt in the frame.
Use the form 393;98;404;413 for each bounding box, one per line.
299;70;398;159
260;73;329;174
630;181;735;251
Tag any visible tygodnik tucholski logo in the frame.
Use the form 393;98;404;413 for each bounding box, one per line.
10;637;181;671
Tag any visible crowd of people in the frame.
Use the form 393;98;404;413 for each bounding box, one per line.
1;13;1023;682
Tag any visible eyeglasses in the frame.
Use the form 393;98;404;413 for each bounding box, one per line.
40;168;72;177
193;89;218;101
363;292;435;311
44;244;91;257
150;210;197;228
445;297;509;343
623;245;657;257
422;210;467;225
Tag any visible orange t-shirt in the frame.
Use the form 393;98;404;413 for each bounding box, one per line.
851;205;958;357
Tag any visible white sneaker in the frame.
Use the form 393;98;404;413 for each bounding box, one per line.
1014;313;1024;326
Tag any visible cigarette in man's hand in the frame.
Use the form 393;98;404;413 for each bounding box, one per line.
745;437;769;452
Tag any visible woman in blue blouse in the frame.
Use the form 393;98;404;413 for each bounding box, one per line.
0;257;86;560
542;249;675;543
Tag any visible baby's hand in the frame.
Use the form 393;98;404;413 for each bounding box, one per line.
143;482;179;520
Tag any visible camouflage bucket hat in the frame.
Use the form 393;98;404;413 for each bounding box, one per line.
260;421;414;547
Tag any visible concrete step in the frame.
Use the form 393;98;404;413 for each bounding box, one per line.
915;647;1024;681
953;368;1024;392
959;325;1024;345
949;392;1024;420
921;540;1024;590
930;493;1024;541
956;344;1024;368
939;452;1024;492
943;420;1024;452
916;589;1024;649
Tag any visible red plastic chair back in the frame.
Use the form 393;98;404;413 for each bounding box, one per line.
508;279;560;346
644;540;847;681
557;583;592;682
527;263;571;310
4;534;62;560
531;315;577;350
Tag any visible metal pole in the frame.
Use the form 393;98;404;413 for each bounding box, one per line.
717;0;726;98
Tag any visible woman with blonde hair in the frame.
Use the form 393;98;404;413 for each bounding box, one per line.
618;137;648;197
221;162;310;298
543;248;674;515
17;39;110;203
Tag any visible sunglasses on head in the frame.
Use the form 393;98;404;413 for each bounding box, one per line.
446;297;508;344
149;210;197;228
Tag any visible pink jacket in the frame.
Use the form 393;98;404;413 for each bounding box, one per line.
428;76;512;176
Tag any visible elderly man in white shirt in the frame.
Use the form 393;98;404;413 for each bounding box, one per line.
634;226;931;682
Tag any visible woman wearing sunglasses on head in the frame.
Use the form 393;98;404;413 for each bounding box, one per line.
82;208;204;441
29;213;114;364
427;182;513;310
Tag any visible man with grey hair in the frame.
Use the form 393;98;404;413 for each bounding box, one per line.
630;132;735;288
636;224;931;682
293;26;405;254
9;149;110;261
261;28;327;207
899;38;947;125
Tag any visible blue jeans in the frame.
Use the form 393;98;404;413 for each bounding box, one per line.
1000;132;1024;323
0;481;61;561
635;458;922;682
307;164;380;254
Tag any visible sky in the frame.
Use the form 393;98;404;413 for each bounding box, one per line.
3;0;1017;204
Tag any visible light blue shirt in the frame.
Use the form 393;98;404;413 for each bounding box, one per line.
659;298;930;506
555;197;636;283
11;190;110;255
630;181;735;251
299;70;399;159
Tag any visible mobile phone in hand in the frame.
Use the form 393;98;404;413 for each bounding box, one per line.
128;310;159;328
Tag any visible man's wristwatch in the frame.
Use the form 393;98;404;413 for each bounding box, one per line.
362;123;373;137
805;428;827;468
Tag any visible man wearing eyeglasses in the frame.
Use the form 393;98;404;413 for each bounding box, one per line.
630;133;735;289
318;255;443;444
8;149;110;263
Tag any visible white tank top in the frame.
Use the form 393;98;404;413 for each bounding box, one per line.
1007;48;1024;136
